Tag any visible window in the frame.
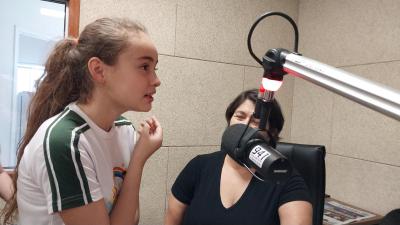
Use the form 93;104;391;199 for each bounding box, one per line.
0;0;80;168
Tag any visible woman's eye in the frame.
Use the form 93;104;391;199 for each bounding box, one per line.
251;120;260;126
234;115;246;120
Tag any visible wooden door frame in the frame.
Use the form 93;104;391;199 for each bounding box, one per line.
68;0;80;37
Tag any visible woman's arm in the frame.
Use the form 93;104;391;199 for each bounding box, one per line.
60;117;163;225
278;200;313;225
165;193;188;225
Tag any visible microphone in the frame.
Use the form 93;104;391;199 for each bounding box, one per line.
253;49;287;130
221;124;292;183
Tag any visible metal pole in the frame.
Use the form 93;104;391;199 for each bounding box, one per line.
283;53;400;121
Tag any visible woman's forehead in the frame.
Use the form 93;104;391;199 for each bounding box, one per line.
235;99;255;114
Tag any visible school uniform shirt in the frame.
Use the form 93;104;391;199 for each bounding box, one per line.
17;102;136;225
171;151;311;225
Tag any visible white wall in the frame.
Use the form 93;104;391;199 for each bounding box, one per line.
294;0;400;215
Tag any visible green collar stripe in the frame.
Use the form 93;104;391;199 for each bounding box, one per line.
115;121;132;126
115;116;133;128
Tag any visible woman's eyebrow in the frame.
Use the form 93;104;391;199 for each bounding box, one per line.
234;110;246;115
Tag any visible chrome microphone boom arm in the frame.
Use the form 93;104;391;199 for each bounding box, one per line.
264;48;400;121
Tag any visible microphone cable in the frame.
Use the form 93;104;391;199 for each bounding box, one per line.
247;11;299;65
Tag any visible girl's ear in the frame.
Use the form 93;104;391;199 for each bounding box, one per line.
87;57;106;83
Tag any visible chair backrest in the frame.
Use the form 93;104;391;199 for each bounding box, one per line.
276;142;326;225
381;209;400;225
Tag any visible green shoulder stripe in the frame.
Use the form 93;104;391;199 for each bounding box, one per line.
43;109;92;212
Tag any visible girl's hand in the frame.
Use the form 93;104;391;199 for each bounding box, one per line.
134;116;163;163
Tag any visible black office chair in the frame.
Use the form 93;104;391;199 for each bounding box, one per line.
276;142;326;225
380;209;400;225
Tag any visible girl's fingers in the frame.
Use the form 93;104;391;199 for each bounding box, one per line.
146;118;157;131
140;117;161;136
151;116;161;128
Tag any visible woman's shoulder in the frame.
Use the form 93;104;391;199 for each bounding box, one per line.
193;150;224;163
184;151;224;171
172;151;223;189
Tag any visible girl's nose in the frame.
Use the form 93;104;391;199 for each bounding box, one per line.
152;74;161;87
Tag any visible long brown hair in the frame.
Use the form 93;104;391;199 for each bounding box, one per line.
1;17;147;224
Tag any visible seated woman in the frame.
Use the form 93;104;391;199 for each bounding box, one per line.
165;89;312;225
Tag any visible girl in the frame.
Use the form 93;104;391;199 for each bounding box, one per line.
2;17;162;225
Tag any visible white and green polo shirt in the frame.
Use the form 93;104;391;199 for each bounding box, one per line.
17;102;136;225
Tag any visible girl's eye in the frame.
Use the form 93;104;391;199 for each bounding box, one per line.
140;65;158;72
141;65;149;70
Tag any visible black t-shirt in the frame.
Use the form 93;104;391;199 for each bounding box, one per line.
171;151;311;225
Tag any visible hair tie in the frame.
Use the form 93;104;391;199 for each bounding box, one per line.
69;37;79;47
73;38;79;46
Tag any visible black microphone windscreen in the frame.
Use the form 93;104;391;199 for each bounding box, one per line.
221;124;260;159
221;124;248;154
